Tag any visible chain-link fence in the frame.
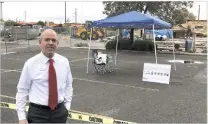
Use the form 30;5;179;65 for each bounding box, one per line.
0;25;119;55
1;26;40;55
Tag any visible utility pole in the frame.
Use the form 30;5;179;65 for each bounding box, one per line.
0;2;3;26
0;2;7;55
75;8;77;24
65;1;66;26
24;10;27;22
193;5;201;53
198;5;200;20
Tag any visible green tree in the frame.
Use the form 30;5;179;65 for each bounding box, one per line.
103;1;195;25
4;20;17;26
37;21;45;27
171;8;195;25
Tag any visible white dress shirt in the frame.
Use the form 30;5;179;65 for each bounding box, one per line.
16;52;73;120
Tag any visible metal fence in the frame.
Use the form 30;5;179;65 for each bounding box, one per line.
1;26;40;55
0;26;80;55
0;26;119;55
43;27;71;35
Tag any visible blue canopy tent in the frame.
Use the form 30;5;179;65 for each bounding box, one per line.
91;11;171;29
86;11;176;73
144;29;173;39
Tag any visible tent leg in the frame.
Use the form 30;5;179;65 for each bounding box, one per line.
115;28;119;65
69;26;72;47
86;28;93;73
153;24;158;64
172;32;176;71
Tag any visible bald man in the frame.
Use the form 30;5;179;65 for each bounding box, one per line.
16;29;73;124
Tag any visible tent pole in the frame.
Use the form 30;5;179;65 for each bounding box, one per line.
153;24;158;64
86;28;93;73
69;26;72;47
115;28;119;65
172;30;176;71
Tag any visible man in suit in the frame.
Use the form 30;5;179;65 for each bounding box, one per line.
16;29;73;124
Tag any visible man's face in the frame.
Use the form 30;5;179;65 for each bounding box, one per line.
39;31;59;57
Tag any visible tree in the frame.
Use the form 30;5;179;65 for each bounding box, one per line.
4;20;18;26
103;1;195;25
37;21;45;27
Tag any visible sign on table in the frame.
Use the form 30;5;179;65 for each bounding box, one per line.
142;63;171;84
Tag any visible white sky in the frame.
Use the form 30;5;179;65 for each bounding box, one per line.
1;1;207;24
187;1;207;20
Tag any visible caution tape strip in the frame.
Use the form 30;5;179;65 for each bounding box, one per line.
0;102;137;124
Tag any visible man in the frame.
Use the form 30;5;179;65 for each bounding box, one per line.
16;29;73;124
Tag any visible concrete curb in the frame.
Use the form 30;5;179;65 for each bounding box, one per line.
68;47;207;56
157;51;207;56
0;41;17;44
1;43;206;56
118;50;207;56
70;47;106;50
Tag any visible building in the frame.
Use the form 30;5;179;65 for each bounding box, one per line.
184;20;207;37
172;25;187;38
17;21;37;25
172;20;207;38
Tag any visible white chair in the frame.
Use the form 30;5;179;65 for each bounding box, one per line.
92;50;113;74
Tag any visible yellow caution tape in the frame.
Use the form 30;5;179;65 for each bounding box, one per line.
0;102;137;124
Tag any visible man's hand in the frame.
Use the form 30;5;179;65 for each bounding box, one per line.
19;119;28;124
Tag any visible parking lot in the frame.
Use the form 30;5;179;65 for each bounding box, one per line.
1;44;207;123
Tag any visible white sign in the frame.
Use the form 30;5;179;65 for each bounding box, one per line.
142;63;171;84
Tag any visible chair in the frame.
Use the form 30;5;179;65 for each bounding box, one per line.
92;49;113;74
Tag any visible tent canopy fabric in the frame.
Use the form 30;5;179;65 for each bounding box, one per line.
91;11;172;29
144;29;173;39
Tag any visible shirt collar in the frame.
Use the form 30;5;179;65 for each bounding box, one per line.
40;52;57;64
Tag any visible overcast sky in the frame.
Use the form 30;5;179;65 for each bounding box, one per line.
1;1;207;24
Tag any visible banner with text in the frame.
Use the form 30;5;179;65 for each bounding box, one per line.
142;63;171;84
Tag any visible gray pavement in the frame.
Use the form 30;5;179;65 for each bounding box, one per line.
0;45;207;123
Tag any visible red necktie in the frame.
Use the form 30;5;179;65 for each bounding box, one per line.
48;59;58;110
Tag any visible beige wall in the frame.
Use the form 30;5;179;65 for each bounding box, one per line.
173;30;186;38
186;20;207;34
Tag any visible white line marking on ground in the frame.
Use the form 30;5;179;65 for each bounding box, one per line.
68;56;80;59
1;45;38;55
3;70;14;73
1;68;159;92
117;60;140;64
112;68;125;71
0;95;16;100
13;70;22;72
1;52;17;55
1;69;22;73
3;58;23;61
73;77;159;92
70;58;92;63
